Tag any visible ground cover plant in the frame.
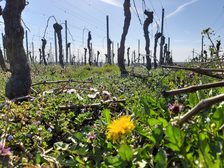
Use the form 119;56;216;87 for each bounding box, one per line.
0;64;223;167
0;0;223;167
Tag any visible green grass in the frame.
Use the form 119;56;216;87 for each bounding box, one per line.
0;64;223;167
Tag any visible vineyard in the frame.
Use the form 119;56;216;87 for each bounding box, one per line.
0;0;224;168
0;64;223;167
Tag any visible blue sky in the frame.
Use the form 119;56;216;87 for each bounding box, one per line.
0;0;224;62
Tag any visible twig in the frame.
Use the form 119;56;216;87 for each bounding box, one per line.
11;95;34;103
197;68;224;73
163;65;224;73
21;18;31;32
43;16;58;39
30;87;38;94
162;65;224;79
132;0;142;25
219;124;224;131
32;79;93;86
174;94;224;125
163;80;224;97
18;142;33;160
67;26;75;42
219;124;224;136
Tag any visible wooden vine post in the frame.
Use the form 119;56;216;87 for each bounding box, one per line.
127;47;130;66
162;65;224;79
216;40;221;57
143;10;153;71
108;38;112;64
153;32;162;69
164;43;168;64
41;38;47;65
87;31;92;65
96;51;100;66
133;50;136;64
38;48;42;64
1;0;32;99
53;23;64;68
84;48;87;65
118;0;131;76
67;43;71;64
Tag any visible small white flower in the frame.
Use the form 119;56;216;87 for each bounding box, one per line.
205;117;210;123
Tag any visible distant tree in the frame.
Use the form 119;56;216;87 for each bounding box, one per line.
2;0;32;99
202;28;215;48
53;23;64;68
202;28;222;59
153;32;162;68
118;0;131;76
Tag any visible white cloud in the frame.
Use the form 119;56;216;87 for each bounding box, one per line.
166;0;199;19
99;0;122;8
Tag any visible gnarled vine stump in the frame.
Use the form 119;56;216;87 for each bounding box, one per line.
118;0;131;76
53;23;64;68
2;0;32;99
143;10;153;71
153;32;162;69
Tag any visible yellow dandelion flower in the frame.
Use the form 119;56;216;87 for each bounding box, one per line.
106;115;135;142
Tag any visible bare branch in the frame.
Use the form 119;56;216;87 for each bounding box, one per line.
163;80;224;97
132;0;142;25
43;16;58;39
21;19;31;32
220;124;224;131
219;124;224;135
162;65;224;72
11;95;34;104
32;79;93;86
162;65;224;79
174;94;224;125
